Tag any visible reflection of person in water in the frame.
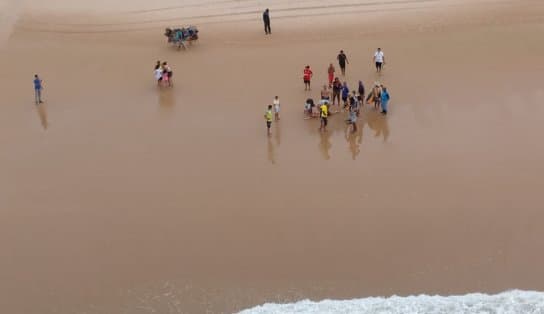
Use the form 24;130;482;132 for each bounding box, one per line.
367;111;390;142
267;136;276;164
345;131;360;160
319;130;332;160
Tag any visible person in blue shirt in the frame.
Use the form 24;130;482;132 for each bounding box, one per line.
33;74;43;104
380;85;390;115
341;81;350;110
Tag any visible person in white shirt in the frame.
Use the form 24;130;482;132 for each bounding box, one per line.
273;96;280;121
373;48;385;73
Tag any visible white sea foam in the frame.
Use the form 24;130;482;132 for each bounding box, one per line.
238;290;544;314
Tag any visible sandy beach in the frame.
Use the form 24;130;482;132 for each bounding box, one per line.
1;0;544;313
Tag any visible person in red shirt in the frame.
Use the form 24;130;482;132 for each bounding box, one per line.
327;63;335;87
303;65;313;91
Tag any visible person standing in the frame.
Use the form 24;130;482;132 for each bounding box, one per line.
337;50;349;76
162;62;173;87
154;63;163;86
327;63;335;87
264;105;273;135
373;48;385;73
33;74;43;104
380;86;390;115
341;81;350;110
366;82;382;110
263;9;271;35
303;65;313;91
319;101;328;132
332;77;342;112
358;81;365;101
273;96;281;121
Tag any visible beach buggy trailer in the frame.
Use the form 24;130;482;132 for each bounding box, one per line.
164;26;199;50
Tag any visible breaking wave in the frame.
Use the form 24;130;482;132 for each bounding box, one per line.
238;290;544;314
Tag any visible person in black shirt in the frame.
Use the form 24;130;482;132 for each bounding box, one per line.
337;50;349;75
263;9;271;34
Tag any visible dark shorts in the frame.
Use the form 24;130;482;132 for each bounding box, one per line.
321;117;328;126
167;71;173;78
321;96;330;100
376;62;383;69
342;95;348;101
304;79;310;84
339;63;346;69
267;121;272;128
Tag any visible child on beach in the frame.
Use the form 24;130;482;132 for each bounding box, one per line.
161;70;169;86
154;66;163;86
264;105;273;135
273;96;280;121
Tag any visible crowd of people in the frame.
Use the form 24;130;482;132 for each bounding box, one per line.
265;47;390;136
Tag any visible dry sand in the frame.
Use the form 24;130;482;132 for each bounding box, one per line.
1;0;544;313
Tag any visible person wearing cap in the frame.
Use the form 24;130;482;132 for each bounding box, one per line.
263;9;271;34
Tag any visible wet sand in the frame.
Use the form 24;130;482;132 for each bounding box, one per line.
1;0;544;313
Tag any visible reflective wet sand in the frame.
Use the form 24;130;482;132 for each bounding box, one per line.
1;0;544;313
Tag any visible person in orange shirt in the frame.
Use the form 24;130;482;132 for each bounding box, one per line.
303;65;313;91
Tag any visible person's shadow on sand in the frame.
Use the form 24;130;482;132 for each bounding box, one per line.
36;104;48;130
158;88;176;113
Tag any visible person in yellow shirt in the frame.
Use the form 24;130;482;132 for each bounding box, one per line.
264;105;273;135
319;103;328;131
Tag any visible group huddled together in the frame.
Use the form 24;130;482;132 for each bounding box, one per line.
265;48;390;135
154;61;174;87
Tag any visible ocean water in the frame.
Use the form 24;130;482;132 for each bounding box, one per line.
238;290;544;314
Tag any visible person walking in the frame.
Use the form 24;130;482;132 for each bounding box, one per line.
373;47;385;73
327;63;335;87
303;65;313;91
380;85;390;115
264;105;273;135
337;50;349;76
33;74;43;104
263;9;271;35
273;96;281;121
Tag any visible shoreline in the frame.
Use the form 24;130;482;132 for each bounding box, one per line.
2;1;544;313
